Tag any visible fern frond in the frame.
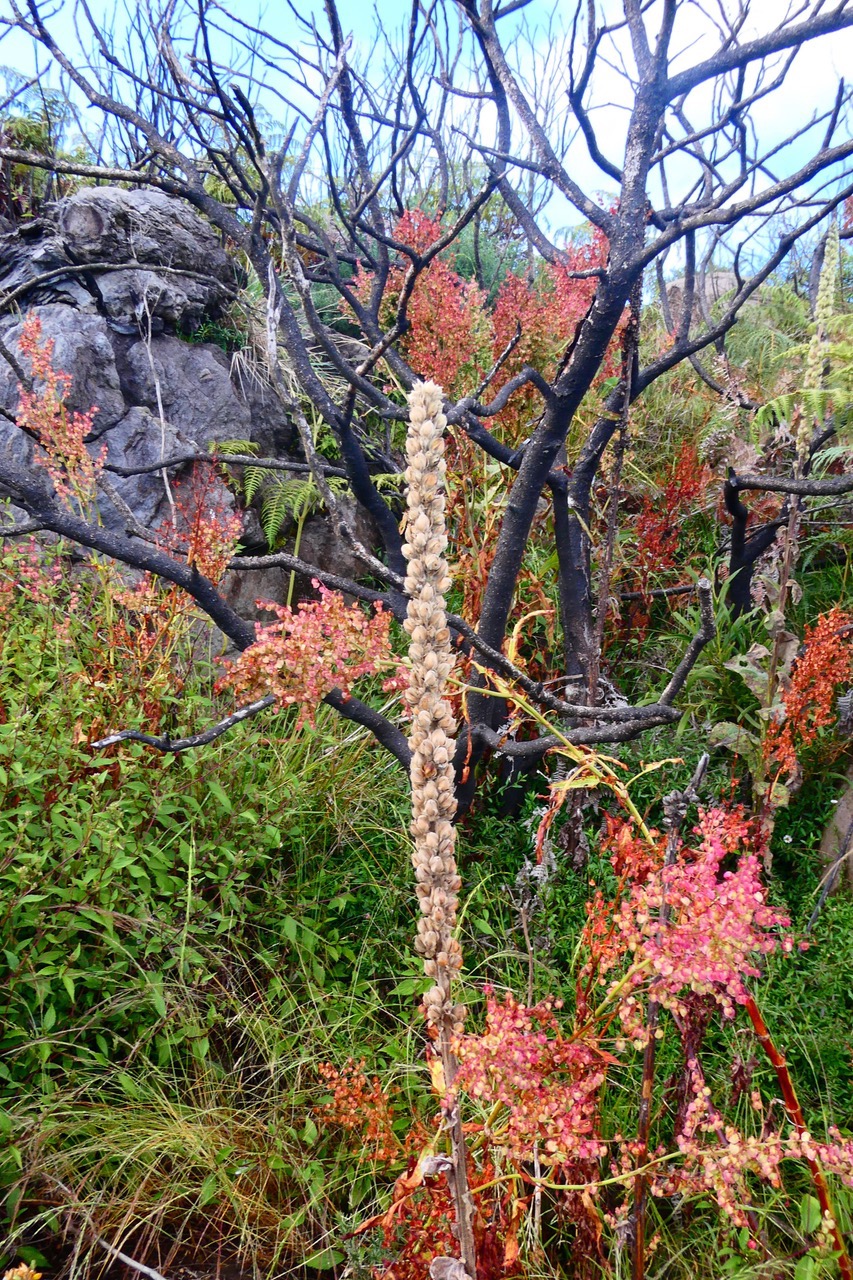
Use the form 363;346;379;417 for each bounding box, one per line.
213;438;259;456
242;466;268;503
371;472;406;491
259;477;320;546
260;482;299;547
754;388;853;432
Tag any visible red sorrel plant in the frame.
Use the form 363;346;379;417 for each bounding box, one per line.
317;1060;403;1165
5;340;248;736
16;314;105;508
321;690;853;1280
351;209;491;400
616;441;713;639
490;228;610;443
349;209;613;443
218;581;402;726
764;605;853;782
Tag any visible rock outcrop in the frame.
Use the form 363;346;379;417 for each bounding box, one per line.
1;186;237;330
0;187;376;611
664;269;752;329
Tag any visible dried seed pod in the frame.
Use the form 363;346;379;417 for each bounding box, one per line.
403;381;465;1033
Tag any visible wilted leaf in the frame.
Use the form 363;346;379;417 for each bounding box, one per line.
725;644;771;701
429;1257;470;1280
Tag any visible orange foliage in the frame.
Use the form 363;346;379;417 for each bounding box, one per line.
764;606;853;777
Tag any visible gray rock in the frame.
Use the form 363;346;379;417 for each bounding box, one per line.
0;304;126;430
98;405;191;533
0;226;94;311
118;336;253;446
0;187;238;331
664;269;750;329
58;187;237;330
0;199;386;610
219;563;291;624
221;499;381;620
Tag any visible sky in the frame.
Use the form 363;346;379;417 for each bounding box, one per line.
1;0;852;253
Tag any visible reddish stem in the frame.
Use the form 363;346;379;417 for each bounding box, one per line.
745;994;852;1280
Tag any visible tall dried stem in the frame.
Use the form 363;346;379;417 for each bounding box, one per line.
403;381;476;1278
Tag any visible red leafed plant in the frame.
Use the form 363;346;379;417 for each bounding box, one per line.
316;777;853;1280
617;441;712;636
352;209;491;399
17;313;104;504
454;991;608;1167
764;605;853;778
585;805;791;1044
218;581;402;725
490;229;611;442
317;1059;402;1164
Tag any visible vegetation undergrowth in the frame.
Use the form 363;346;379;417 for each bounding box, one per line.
2;186;853;1280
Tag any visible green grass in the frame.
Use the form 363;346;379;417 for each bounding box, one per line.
4;284;853;1279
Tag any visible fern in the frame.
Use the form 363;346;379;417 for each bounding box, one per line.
371;472;406;491
258;475;350;548
210;438;360;549
260;478;315;546
242;466;268;504
754;388;853;433
212;439;259;456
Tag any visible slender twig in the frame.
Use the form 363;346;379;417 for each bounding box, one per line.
745;996;853;1280
90;695;276;750
42;1177;168;1280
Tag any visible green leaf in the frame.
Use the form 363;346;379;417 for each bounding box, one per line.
191;1036;210;1061
206;778;233;814
16;1247;49;1268
388;976;429;997
724;643;771;702
800;1194;823;1235
198;1173;219;1207
117;1072;141;1099
795;1257;817;1280
304;1249;346;1270
708;721;760;753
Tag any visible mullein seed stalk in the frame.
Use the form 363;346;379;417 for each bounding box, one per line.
403;381;476;1278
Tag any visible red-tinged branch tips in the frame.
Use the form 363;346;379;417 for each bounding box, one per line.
585;806;791;1048
17;314;104;505
764;606;853;779
218;582;401;727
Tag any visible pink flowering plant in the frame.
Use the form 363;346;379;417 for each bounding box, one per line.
588;805;792;1045
17;314;105;507
328;758;853;1280
218;581;405;727
455;990;610;1167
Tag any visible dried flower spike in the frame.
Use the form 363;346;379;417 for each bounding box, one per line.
403;381;465;1037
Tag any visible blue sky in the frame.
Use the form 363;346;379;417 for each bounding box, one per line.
1;0;851;253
